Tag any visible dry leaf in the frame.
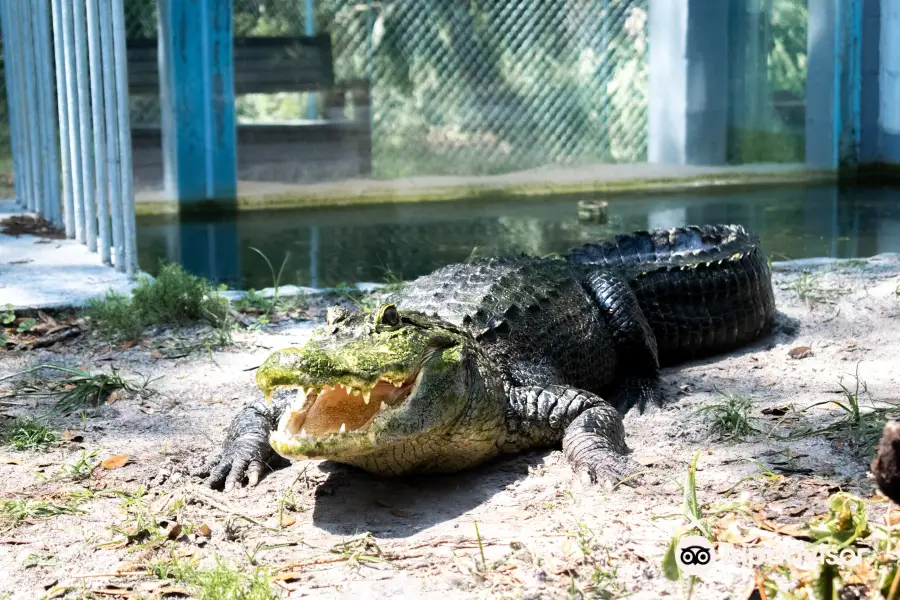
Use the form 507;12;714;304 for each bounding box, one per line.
280;515;296;527
197;523;212;537
166;523;182;540
101;455;131;469
0;456;22;465
119;340;136;350
106;390;123;404
139;406;154;415
635;455;663;467
150;350;164;359
762;405;790;417
159;587;192;597
37;311;57;327
150;492;179;516
61;430;84;443
788;346;812;359
272;571;305;583
755;519;810;539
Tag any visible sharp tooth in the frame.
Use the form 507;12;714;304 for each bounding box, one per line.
394;381;404;388
352;388;361;396
380;401;389;411
339;423;347;434
363;391;371;404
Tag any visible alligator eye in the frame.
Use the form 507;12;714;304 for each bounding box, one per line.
377;304;401;327
327;306;351;326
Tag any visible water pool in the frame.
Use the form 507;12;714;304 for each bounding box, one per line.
136;182;900;290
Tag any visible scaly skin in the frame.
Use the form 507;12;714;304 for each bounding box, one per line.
197;224;775;491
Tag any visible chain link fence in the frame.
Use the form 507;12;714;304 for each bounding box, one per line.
123;0;649;179
0;1;805;188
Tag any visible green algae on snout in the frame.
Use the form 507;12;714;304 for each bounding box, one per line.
255;307;470;400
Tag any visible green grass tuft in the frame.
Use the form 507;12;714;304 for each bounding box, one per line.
0;498;86;530
150;552;278;600
695;392;757;440
0;417;58;451
132;263;229;327
85;262;231;341
85;290;144;341
7;363;155;412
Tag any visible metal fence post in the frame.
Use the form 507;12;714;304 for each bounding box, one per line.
35;0;62;225
0;3;26;208
87;0;111;264
111;0;137;275
99;0;124;271
73;0;98;251
12;1;41;212
61;0;86;241
51;0;76;237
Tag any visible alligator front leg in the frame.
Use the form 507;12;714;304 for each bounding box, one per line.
505;384;645;487
194;398;291;491
582;270;665;413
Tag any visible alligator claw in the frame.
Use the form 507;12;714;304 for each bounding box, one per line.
575;455;647;489
198;404;289;491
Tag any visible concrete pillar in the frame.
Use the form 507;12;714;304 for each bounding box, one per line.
806;0;840;168
878;0;900;164
157;0;237;211
860;0;881;163
648;0;729;165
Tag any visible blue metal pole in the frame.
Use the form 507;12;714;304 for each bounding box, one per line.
73;0;98;251
61;0;86;241
111;0;137;275
99;0;124;271
35;0;62;225
51;0;76;237
27;2;50;216
0;3;26;208
86;0;111;264
13;1;41;212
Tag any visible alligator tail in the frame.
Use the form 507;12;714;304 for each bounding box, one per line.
568;225;777;366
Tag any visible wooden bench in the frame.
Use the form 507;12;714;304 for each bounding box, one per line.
126;34;372;188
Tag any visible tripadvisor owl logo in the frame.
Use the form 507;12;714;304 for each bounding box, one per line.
675;535;715;576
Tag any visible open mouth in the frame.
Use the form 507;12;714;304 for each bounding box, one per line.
271;371;421;450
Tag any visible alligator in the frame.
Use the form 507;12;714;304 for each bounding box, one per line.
197;224;776;491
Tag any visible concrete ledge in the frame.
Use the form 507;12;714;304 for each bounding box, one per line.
1;234;139;311
134;162;839;216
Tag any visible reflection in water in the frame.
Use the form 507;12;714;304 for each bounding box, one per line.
137;184;900;290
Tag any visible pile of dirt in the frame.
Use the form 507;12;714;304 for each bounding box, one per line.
0;215;66;240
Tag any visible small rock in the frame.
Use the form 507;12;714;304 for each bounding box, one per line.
762;405;790;417
788;346;813;359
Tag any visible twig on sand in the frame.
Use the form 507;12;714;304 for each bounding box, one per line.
71;569;149;579
188;487;280;532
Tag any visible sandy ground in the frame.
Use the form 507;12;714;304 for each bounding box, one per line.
0;255;899;599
